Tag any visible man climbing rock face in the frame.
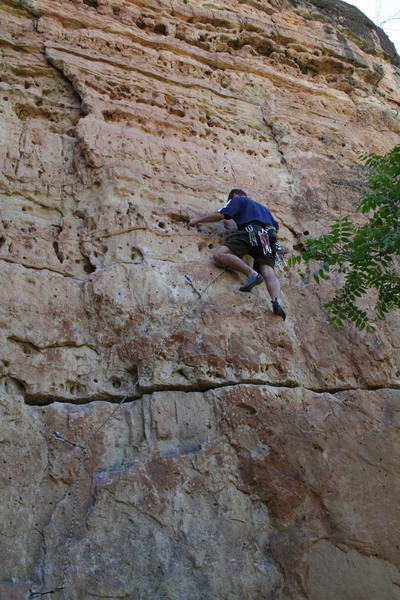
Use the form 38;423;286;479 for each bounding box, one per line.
189;189;286;320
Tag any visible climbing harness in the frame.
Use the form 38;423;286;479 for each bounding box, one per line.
244;224;273;255
244;224;287;269
29;269;226;600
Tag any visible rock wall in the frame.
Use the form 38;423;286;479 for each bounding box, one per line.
1;0;400;598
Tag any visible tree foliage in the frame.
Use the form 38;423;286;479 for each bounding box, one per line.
289;145;400;331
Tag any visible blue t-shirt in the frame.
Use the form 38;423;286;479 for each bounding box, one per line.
219;195;279;230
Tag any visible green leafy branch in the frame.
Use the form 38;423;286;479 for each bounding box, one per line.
288;145;400;331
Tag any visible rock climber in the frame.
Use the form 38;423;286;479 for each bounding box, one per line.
188;189;286;320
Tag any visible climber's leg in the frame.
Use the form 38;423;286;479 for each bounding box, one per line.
258;264;280;300
213;246;256;277
258;263;286;320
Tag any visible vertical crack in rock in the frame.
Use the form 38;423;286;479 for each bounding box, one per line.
261;99;293;175
52;224;64;264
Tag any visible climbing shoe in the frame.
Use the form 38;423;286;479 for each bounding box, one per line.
239;273;263;292
272;298;286;320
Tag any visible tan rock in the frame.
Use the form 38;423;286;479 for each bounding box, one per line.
0;0;399;597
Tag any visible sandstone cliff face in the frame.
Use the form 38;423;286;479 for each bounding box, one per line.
1;0;400;598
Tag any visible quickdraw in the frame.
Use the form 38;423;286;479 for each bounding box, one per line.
245;224;258;247
245;224;272;255
274;241;287;270
258;229;272;255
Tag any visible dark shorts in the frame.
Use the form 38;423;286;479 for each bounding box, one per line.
224;227;275;270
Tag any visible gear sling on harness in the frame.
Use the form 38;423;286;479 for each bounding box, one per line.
245;224;276;255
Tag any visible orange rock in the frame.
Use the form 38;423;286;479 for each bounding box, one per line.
0;0;399;598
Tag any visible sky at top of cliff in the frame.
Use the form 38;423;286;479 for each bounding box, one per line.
347;0;400;52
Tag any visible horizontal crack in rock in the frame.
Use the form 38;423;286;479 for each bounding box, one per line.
23;380;400;406
8;336;98;354
0;256;84;279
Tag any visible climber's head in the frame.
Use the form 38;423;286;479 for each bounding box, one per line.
228;188;246;200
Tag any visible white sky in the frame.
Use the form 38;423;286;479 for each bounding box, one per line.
346;0;400;53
